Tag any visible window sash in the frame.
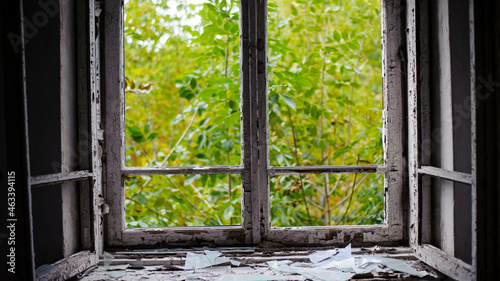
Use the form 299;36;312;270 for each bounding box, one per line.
407;0;476;279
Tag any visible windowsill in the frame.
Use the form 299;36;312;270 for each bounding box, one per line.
74;247;446;280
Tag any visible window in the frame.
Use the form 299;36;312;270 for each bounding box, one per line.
104;0;405;247
5;0;496;280
406;0;477;279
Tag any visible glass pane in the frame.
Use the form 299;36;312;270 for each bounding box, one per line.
125;174;242;227
268;0;383;166
270;173;384;226
125;0;241;167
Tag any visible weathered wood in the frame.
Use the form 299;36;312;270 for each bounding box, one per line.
269;165;384;177
418;166;472;184
88;0;104;257
248;0;262;244
406;0;419;248
417;0;432;245
120;227;245;247
381;0;405;243
123;166;243;175
239;0;253;245
103;0;126;246
266;225;402;246
36;250;98;281
468;0;477;277
256;0;270;242
76;0;92;251
415;244;473;281
30;170;92;187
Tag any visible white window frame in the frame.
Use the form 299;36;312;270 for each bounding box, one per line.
406;0;477;279
103;0;405;247
14;0;104;279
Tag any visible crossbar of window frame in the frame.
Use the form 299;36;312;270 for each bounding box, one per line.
30;170;93;187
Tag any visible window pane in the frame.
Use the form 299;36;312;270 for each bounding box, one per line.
270;173;384;226
125;174;242;227
268;0;383;167
125;0;241;167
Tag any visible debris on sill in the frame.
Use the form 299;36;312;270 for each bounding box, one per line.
78;246;440;281
35;264;57;277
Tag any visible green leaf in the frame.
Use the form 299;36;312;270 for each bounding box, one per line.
190;78;197;89
342;30;349;41
147;133;159;141
277;153;285;165
281;95;296;111
221;139;234;152
290;5;298;16
294;76;313;88
269;93;280;105
334;30;341;42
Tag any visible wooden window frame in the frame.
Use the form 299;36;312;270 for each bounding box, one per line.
103;0;405;248
406;0;477;279
11;0;104;279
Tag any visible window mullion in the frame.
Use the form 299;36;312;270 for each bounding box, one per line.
240;0;256;244
256;0;270;239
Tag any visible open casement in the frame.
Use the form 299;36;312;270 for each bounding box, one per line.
406;0;478;279
19;0;104;279
104;0;405;247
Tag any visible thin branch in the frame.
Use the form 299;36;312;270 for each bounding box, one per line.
126;196;176;226
343;39;365;159
329;173;370;209
336;154;360;225
166;176;206;218
138;142;154;160
320;13;330;225
160;107;199;167
287;111;312;225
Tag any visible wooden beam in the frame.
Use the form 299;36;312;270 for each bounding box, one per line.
30;170;92;187
36;251;98;281
123;166;243;176
269;165;384;177
381;0;405;243
256;0;270;243
266;225;401;246
418;166;473;184
103;0;126;246
417;0;433;245
120;227;245;247
406;0;419;248
415;244;473;281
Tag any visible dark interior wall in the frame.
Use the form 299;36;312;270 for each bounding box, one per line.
474;0;500;279
24;0;64;266
448;0;472;264
1;1;37;279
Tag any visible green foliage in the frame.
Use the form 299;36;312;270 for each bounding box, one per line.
124;0;383;228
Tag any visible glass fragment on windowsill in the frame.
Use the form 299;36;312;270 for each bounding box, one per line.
357;256;428;277
35;264;57;277
184;250;241;270
215;274;305;281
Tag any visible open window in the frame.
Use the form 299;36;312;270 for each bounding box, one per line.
1;0;104;279
4;0;499;280
104;0;405;247
406;0;478;279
